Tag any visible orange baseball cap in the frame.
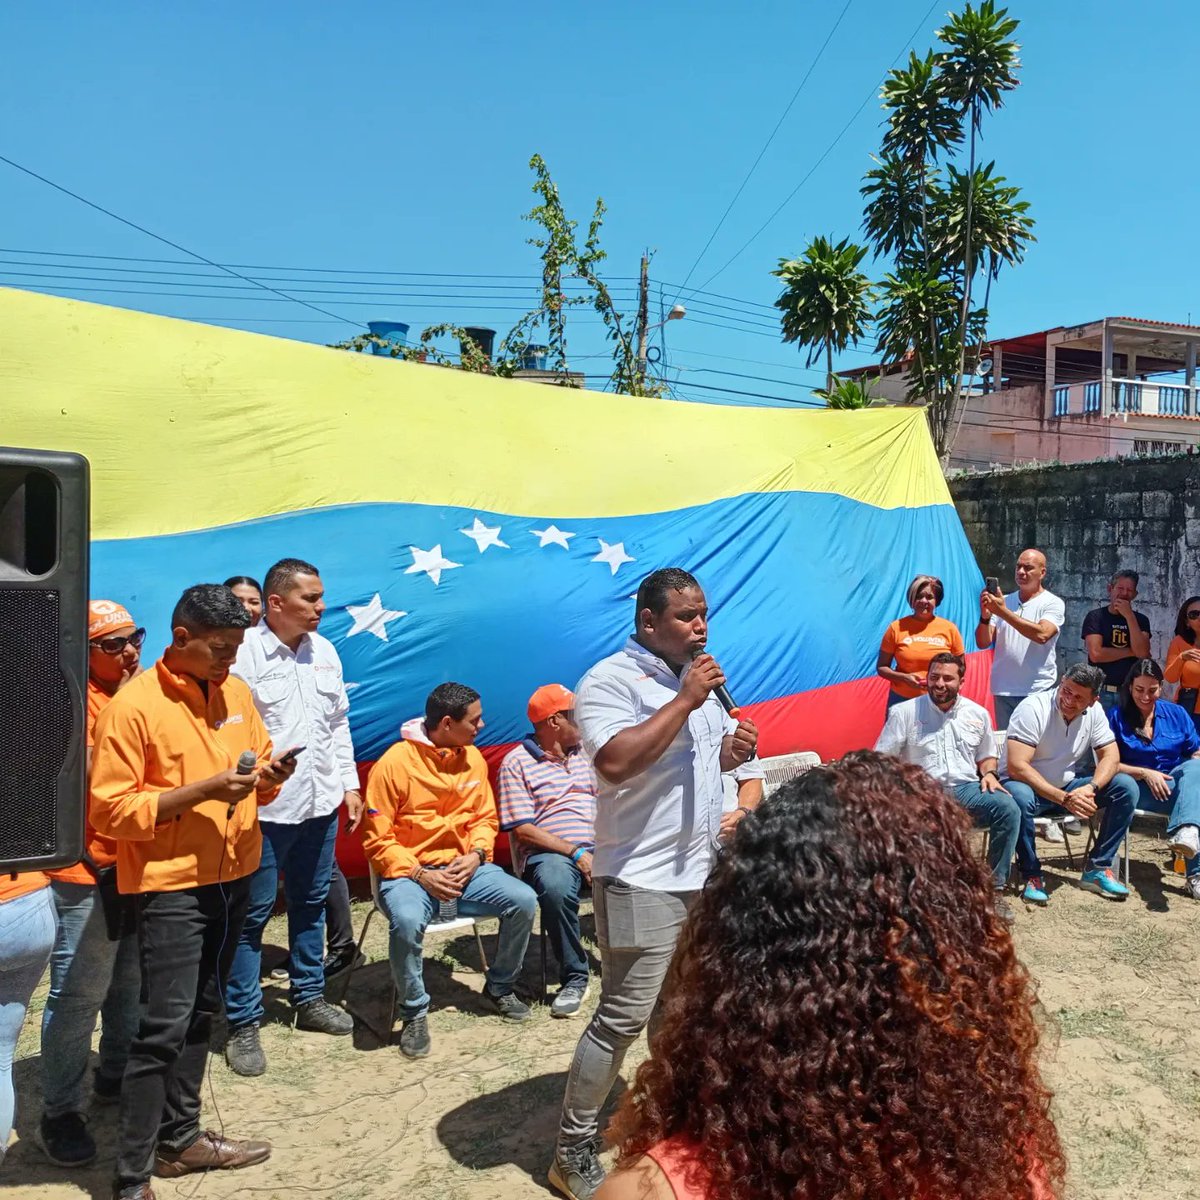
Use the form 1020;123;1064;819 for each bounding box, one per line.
527;684;574;725
89;600;136;641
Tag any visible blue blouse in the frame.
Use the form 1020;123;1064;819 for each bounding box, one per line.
1106;699;1200;773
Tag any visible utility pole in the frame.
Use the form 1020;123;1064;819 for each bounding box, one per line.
634;251;649;394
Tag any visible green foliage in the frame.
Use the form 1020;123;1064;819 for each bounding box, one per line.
332;155;662;397
773;1;1032;458
772;235;873;394
816;377;875;409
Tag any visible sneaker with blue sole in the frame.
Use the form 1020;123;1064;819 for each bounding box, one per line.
1021;876;1049;906
1080;867;1128;900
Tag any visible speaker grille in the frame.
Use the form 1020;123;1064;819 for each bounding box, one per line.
0;588;72;860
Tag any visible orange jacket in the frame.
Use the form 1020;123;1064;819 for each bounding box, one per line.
50;680;122;886
362;718;498;880
0;871;49;904
90;657;279;894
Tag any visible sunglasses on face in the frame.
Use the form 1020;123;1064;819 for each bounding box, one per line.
92;628;146;655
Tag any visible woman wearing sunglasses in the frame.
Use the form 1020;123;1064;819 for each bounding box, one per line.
1165;597;1200;736
36;602;146;1167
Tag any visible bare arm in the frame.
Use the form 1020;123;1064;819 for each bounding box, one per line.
594;694;697;785
875;649;922;690
1084;635;1136;664
512;822;579;857
1005;740;1067;805
1089;741;1120;790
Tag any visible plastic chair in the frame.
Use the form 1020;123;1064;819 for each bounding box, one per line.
334;868;491;1041
759;751;822;798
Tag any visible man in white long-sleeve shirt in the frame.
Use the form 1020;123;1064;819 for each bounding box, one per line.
223;559;361;1075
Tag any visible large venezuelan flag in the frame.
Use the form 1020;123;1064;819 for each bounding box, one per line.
3;288;989;869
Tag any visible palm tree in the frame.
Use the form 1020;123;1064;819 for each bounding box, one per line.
772;236;873;395
936;1;1022;433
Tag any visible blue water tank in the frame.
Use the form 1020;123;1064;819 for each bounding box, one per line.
521;343;549;371
367;320;409;356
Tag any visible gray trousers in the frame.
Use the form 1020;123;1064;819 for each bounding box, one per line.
557;877;698;1147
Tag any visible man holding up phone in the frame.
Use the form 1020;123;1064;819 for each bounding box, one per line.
91;584;297;1200
223;559;363;1075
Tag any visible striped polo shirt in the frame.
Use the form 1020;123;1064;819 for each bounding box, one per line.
497;738;597;875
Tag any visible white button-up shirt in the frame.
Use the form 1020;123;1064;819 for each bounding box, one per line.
231;622;359;825
875;693;996;786
576;636;734;891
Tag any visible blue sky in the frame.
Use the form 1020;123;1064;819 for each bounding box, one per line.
2;1;1196;407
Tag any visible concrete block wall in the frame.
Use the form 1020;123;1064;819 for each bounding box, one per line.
948;454;1200;675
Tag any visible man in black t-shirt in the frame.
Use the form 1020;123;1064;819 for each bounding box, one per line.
1082;569;1151;697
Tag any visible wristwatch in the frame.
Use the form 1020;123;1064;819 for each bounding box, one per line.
473;847;487;865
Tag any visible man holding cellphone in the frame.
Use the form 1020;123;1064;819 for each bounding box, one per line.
223;559;362;1076
975;549;1066;729
91;584;297;1199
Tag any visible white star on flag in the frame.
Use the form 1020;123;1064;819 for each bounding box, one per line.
531;524;575;549
406;544;462;585
459;516;509;553
592;539;635;575
345;594;408;641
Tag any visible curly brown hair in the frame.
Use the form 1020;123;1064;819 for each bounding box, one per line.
609;751;1063;1200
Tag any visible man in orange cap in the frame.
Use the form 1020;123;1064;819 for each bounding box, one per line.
498;685;597;1018
37;601;145;1167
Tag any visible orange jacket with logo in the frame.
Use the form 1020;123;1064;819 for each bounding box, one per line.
90;657;278;894
362;718;498;880
50;680;122;886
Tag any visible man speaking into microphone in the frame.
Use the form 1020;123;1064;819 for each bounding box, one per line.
549;567;757;1200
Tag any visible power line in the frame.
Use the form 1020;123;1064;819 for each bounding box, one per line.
0;155;362;328
697;0;943;290
671;0;856;302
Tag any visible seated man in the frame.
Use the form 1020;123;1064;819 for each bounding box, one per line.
362;682;537;1059
875;652;1020;899
498;685;598;1019
1002;662;1138;905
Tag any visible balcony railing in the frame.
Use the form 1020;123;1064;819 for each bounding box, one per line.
1051;378;1196;419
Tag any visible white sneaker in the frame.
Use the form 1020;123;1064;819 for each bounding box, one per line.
1041;821;1065;843
1184;875;1200;901
1169;824;1200;860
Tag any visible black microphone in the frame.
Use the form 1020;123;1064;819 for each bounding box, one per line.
229;749;257;817
690;644;741;718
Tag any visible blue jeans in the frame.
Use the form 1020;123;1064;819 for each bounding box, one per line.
523;852;589;989
0;887;56;1159
40;880;141;1117
993;694;1028;730
951;781;1022;887
225;810;339;1028
1006;773;1139;878
376;864;537;1020
1130;760;1200;879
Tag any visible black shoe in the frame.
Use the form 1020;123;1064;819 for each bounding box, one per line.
93;1069;123;1105
399;1014;431;1058
294;997;354;1035
37;1111;97;1167
484;986;532;1021
549;1138;606;1199
323;945;366;981
225;1023;267;1076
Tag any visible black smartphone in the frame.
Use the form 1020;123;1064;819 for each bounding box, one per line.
985;576;1001;596
278;745;307;765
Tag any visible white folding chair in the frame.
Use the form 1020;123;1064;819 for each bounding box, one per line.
334;868;491;1041
759;751;822;799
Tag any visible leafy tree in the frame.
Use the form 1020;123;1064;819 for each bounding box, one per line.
818;377;876;409
772;236;873;395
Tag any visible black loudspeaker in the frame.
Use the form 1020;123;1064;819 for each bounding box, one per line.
0;447;89;872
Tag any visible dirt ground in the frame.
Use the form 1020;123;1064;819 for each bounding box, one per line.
8;818;1200;1200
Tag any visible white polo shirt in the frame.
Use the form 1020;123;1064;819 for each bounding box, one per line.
874;694;996;786
1001;687;1114;787
990;588;1066;696
576;636;734;891
231;622;360;825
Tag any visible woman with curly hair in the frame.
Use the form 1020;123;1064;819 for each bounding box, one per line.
599;751;1062;1200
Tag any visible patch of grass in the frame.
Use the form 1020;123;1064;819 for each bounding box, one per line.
1055;1006;1127;1040
1109;925;1173;972
1075;1120;1152;1191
